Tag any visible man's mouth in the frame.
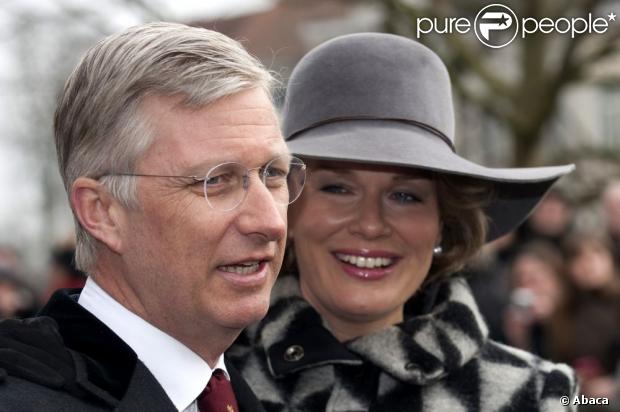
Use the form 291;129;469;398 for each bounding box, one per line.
218;261;262;274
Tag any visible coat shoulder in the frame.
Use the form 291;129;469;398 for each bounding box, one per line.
474;340;578;411
0;374;108;412
0;316;113;410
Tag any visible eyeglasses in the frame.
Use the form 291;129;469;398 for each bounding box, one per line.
99;154;307;212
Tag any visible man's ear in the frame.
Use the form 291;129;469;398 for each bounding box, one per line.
70;177;126;254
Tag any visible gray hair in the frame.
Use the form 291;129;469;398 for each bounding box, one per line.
54;22;275;273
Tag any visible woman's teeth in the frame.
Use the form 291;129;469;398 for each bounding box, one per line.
335;254;393;269
219;261;260;274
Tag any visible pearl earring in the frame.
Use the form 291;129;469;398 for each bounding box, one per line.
433;246;443;255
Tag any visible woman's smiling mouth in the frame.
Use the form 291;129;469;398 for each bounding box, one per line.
334;253;394;269
332;250;400;280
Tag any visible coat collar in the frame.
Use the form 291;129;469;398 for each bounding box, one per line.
38;289;176;410
39;289;265;412
256;275;489;385
39;289;138;402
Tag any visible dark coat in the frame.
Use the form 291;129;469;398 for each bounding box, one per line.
228;275;579;412
0;289;265;412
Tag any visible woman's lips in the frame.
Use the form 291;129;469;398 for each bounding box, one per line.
332;250;400;281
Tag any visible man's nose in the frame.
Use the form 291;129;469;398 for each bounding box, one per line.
236;174;287;242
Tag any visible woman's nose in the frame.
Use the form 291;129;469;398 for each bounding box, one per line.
348;195;391;239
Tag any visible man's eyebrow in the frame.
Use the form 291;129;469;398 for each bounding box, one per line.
182;162;217;177
184;152;292;175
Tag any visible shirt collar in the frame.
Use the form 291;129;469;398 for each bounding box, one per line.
78;277;229;411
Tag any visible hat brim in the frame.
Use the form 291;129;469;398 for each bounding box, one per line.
286;120;574;241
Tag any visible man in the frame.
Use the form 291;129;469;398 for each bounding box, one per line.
0;22;305;411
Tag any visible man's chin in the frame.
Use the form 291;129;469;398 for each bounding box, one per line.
220;296;271;330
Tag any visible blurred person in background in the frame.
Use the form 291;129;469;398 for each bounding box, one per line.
515;188;574;247
554;232;620;400
602;179;620;266
0;245;37;318
0;22;306;411
503;241;566;359
466;232;516;343
39;243;86;304
229;33;577;412
0;268;37;319
469;188;573;345
0;245;22;273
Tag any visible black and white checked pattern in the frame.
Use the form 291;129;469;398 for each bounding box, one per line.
228;275;578;412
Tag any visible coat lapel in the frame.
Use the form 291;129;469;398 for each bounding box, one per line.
115;361;177;412
226;360;267;412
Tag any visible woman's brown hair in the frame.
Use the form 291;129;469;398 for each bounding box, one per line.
429;173;493;281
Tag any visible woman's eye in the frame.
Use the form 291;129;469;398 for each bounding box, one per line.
389;191;420;204
320;184;349;194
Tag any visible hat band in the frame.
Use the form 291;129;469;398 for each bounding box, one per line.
287;116;456;152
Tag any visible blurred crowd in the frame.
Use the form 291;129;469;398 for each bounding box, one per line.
1;178;619;406
0;239;86;321
468;178;620;406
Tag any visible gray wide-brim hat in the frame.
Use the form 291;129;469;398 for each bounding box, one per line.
283;33;574;241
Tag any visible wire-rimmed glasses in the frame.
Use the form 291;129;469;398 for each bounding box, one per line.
99;154;307;212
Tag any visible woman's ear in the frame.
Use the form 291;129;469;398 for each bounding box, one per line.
70;177;125;254
437;219;444;246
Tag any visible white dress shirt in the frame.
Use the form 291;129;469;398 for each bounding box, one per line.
78;277;229;412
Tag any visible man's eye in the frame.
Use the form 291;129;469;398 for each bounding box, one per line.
190;178;205;186
206;173;234;186
263;166;288;179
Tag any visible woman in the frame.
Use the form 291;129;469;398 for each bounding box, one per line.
229;33;577;411
556;232;620;399
503;241;567;358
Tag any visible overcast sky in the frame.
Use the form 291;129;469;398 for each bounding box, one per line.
0;0;275;272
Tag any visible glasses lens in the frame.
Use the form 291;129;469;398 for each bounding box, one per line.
204;156;307;211
262;155;306;205
287;156;306;204
204;162;246;211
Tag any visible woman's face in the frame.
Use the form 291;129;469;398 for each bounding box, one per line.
510;255;563;319
289;161;441;338
568;241;615;290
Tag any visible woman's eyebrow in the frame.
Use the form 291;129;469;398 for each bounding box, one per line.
313;167;353;175
393;174;432;181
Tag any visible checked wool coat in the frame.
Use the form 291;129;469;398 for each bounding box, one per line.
228;274;578;412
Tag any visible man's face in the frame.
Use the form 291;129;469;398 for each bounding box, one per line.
118;88;288;342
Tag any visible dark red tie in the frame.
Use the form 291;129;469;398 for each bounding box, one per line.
197;369;239;412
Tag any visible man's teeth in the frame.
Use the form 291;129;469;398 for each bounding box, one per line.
219;261;260;274
335;254;393;269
